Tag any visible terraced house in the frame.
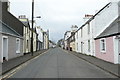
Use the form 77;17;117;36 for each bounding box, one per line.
94;1;120;64
66;0;120;64
43;30;49;49
75;14;95;56
0;0;24;63
19;15;31;54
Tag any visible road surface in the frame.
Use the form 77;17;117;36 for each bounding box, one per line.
6;48;117;78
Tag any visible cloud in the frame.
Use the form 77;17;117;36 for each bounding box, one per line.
9;0;109;42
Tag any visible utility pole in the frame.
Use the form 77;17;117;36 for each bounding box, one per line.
31;0;34;56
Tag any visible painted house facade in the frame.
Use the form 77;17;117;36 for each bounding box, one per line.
33;28;37;52
19;15;39;53
75;15;95;56
65;0;120;64
94;1;120;64
37;40;42;51
36;26;44;50
64;25;78;50
68;33;76;51
0;0;24;63
43;31;49;49
64;31;71;50
19;15;31;54
75;1;120;57
0;21;23;63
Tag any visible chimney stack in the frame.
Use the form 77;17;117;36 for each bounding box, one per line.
83;14;93;22
18;15;26;19
1;0;10;11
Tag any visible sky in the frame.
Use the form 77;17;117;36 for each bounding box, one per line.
9;0;110;42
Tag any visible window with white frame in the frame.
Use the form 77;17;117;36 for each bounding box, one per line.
100;38;106;52
16;38;20;53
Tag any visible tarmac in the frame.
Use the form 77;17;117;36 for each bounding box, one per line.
2;50;47;75
1;48;120;78
66;50;120;78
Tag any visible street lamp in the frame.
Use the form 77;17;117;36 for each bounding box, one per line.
35;16;41;18
31;0;41;56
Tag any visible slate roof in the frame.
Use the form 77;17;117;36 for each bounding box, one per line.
95;16;120;40
0;20;22;37
1;1;24;36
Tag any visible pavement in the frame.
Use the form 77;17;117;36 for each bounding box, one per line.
66;50;120;77
2;48;118;79
2;49;47;75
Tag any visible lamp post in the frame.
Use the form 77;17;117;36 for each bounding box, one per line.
31;0;41;56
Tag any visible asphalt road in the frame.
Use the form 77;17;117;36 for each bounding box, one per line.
7;48;116;78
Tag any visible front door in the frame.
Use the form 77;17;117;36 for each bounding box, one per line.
2;36;8;62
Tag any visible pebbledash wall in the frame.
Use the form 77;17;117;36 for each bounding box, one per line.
95;37;115;63
0;33;24;63
7;35;23;59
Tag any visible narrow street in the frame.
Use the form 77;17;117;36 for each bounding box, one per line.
5;48;116;78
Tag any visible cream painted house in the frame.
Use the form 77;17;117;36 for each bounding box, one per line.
19;15;31;54
33;28;37;52
43;31;49;49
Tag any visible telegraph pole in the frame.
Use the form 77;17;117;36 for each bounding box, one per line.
31;0;34;56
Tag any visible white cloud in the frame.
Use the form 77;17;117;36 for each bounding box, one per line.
9;0;109;42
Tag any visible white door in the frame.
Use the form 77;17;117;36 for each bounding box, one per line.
2;36;8;62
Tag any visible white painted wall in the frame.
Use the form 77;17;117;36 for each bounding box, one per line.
26;27;29;53
43;33;49;49
75;19;95;56
23;26;31;53
75;30;81;53
113;36;120;64
64;31;71;49
23;26;30;53
64;31;71;40
94;2;119;37
36;27;43;42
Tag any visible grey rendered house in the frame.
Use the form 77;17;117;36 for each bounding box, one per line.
0;0;24;63
0;21;23;63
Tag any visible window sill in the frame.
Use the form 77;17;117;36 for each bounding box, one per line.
16;51;20;54
101;51;106;53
